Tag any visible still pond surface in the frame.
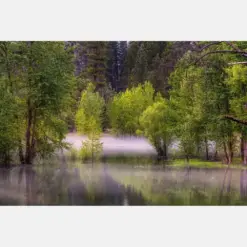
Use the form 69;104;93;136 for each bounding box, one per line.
0;162;247;205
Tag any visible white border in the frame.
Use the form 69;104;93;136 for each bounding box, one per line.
1;0;247;40
0;206;246;247
1;0;247;246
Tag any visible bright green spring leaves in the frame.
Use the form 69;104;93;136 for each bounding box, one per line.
226;65;247;118
139;99;174;156
75;83;104;162
169;64;206;159
108;81;156;135
108;81;171;156
76;83;104;135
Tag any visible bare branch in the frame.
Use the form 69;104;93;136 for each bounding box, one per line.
191;41;223;52
228;62;247;65
194;50;247;64
225;41;244;53
224;115;247;125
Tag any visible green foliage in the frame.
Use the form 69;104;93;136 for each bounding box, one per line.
75;83;105;135
68;147;79;162
78;42;108;89
0;87;20;164
108;81;156;135
226;65;247;120
169;62;206;160
139;99;173;156
2;41;247;166
79;134;103;162
166;45;247;163
75;83;105;163
0;41;76;164
125;41;189;97
130;43;148;85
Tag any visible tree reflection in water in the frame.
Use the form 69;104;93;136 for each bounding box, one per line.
0;164;247;205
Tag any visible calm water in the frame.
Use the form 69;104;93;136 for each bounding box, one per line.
0;161;247;205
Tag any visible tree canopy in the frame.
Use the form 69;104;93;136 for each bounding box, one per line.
2;41;247;165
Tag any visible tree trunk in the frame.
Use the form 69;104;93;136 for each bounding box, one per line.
241;136;244;163
186;155;189;164
91;139;94;166
18;140;25;165
157;147;163;158
213;142;218;161
205;137;209;160
162;141;168;160
154;139;162;160
214;149;218;161
244;141;247;166
156;146;168;161
3;150;11;167
25;98;33;164
30;110;37;162
228;140;233;164
25;41;35;165
196;145;200;156
223;141;229;164
241;134;247;166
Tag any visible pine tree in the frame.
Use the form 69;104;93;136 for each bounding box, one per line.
117;41;128;91
160;41;193;97
73;42;88;76
80;42;108;90
106;42;119;91
105;41;128;92
131;43;148;85
148;53;163;93
142;41;166;65
124;42;142;86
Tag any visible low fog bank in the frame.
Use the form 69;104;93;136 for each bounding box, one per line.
65;133;157;155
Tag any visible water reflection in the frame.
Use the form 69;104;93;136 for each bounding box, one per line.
0;164;247;205
0;164;147;205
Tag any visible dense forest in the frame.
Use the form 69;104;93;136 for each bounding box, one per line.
1;41;247;166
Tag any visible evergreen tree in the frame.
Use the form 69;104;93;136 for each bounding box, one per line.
73;42;88;76
148;53;163;93
79;42;108;90
106;41;119;91
124;41;142;86
105;41;128;92
117;41;128;91
130;43;148;85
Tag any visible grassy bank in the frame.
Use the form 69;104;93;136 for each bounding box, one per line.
65;146;247;169
169;158;245;169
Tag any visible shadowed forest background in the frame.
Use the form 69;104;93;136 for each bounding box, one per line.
2;41;247;205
